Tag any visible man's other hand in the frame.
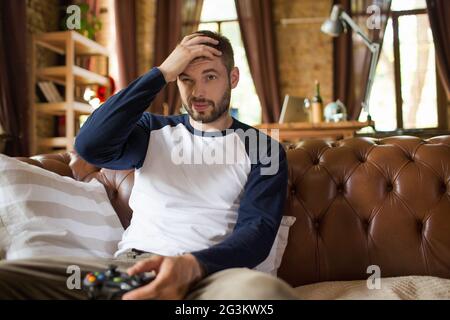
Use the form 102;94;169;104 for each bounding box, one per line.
122;253;204;300
157;34;222;83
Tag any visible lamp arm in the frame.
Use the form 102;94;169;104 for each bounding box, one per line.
362;42;380;114
340;11;380;121
340;12;375;50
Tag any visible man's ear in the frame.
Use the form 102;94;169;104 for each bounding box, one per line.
229;67;239;89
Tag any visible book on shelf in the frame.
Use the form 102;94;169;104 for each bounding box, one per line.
75;56;91;70
35;83;47;103
37;82;52;102
36;81;64;103
47;82;63;102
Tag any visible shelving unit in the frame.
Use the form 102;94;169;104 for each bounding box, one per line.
31;30;109;153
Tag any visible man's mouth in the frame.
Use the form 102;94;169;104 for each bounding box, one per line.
192;102;211;112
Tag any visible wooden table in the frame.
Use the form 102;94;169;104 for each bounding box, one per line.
255;120;374;143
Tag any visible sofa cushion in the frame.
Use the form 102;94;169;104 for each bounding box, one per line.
0;154;123;260
294;275;450;299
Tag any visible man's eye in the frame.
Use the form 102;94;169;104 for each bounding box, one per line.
207;75;217;81
181;78;193;83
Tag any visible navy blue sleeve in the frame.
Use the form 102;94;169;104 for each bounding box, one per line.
74;67;166;170
191;143;288;276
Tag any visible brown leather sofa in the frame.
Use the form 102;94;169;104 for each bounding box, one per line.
17;135;450;298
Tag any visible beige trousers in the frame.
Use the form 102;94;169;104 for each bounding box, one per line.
0;252;298;300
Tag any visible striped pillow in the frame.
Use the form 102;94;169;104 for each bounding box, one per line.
0;154;123;260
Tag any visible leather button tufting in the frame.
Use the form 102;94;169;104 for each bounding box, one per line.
418;221;424;233
314;221;320;229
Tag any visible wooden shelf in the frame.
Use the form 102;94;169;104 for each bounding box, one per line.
31;31;109;154
34;31;109;56
37;66;109;86
35;102;93;115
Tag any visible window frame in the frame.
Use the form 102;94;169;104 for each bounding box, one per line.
388;7;447;130
183;18;239;34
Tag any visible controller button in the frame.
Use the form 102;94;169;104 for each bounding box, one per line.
87;275;96;283
113;277;122;283
131;280;139;286
121;283;132;290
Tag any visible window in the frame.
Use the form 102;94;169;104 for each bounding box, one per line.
361;0;440;131
186;0;262;125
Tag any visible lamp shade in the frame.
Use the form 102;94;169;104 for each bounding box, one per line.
321;4;345;37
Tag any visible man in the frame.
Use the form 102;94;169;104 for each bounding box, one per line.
0;31;297;299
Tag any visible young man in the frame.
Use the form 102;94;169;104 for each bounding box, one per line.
0;31;297;299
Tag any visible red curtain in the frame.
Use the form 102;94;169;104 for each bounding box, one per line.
114;0;138;90
0;0;29;156
151;0;183;115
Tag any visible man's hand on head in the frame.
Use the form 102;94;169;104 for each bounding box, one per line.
157;34;222;83
121;253;205;300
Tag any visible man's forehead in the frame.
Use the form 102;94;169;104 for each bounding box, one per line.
182;56;225;75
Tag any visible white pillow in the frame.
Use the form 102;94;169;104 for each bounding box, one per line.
0;154;123;260
254;215;296;276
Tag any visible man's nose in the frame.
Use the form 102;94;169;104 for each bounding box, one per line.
192;83;206;98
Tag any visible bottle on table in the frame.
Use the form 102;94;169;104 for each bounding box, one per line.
311;80;323;124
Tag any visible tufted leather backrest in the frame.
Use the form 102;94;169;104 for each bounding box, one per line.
278;135;450;286
16;135;450;286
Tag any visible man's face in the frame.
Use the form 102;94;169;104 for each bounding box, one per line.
177;56;239;123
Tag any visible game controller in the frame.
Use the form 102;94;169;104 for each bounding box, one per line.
82;264;156;300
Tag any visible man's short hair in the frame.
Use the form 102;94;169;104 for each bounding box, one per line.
194;30;235;74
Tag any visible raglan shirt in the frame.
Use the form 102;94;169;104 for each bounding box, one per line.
75;67;288;276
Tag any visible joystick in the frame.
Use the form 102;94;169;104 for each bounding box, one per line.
82;264;155;299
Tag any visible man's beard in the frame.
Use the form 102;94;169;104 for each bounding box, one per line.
182;89;231;124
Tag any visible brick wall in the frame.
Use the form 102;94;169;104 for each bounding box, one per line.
273;0;333;106
91;0;112;76
136;0;157;76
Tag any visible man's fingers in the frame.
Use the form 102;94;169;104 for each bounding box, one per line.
181;33;203;44
186;35;219;47
122;281;161;300
127;255;163;275
189;44;222;58
158;34;221;82
122;270;169;300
